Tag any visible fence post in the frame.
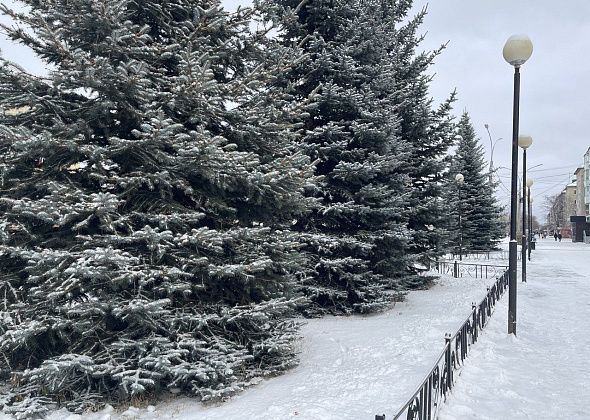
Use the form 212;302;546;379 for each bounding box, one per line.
462;324;468;360
472;303;477;343
445;333;452;391
427;376;433;420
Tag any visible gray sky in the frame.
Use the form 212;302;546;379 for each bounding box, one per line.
409;0;590;220
2;0;589;219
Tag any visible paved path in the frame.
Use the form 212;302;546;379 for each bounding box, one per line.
440;238;590;420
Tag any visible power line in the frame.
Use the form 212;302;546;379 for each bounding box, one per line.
533;173;573;181
532;174;573;199
496;176;511;194
496;172;573;180
528;164;580;173
495;164;579;174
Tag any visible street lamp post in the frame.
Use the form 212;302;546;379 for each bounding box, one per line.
503;34;533;335
456;173;465;261
519;135;532;283
527;192;534;261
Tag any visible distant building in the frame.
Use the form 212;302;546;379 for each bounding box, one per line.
575;167;586;216
583;148;590;242
550;148;590;242
585;147;590;219
571;168;588;241
562;183;577;238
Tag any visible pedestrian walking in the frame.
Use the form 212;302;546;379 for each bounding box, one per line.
554;232;558;241
558;232;562;242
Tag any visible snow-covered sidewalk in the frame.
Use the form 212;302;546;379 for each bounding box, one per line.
440;238;590;419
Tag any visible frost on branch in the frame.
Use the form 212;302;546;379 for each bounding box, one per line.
0;0;315;415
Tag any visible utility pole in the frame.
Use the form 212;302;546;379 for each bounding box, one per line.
484;124;502;185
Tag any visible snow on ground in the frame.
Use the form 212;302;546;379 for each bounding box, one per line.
5;258;501;420
4;238;588;420
440;238;590;420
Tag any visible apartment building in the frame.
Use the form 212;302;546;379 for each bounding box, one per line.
569;148;590;242
562;183;577;238
585;147;590;220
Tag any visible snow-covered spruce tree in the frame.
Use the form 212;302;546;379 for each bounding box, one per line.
261;0;415;314
0;0;317;415
446;113;504;252
388;4;457;281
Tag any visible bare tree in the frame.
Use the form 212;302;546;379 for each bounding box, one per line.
543;193;565;231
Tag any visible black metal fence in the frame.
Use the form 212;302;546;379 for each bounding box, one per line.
449;250;520;261
434;260;508;279
376;269;509;420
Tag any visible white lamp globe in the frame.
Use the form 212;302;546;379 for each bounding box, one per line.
518;135;533;149
503;35;533;67
455;173;465;184
526;178;534;187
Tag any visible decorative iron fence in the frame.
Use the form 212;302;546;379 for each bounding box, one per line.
375;269;509;420
448;250;520;261
434;260;508;279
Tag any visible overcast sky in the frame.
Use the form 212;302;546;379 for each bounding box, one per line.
408;0;590;219
2;0;589;219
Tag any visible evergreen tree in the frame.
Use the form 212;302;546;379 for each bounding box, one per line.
263;0;415;314
388;5;457;275
0;0;317;415
446;113;505;252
